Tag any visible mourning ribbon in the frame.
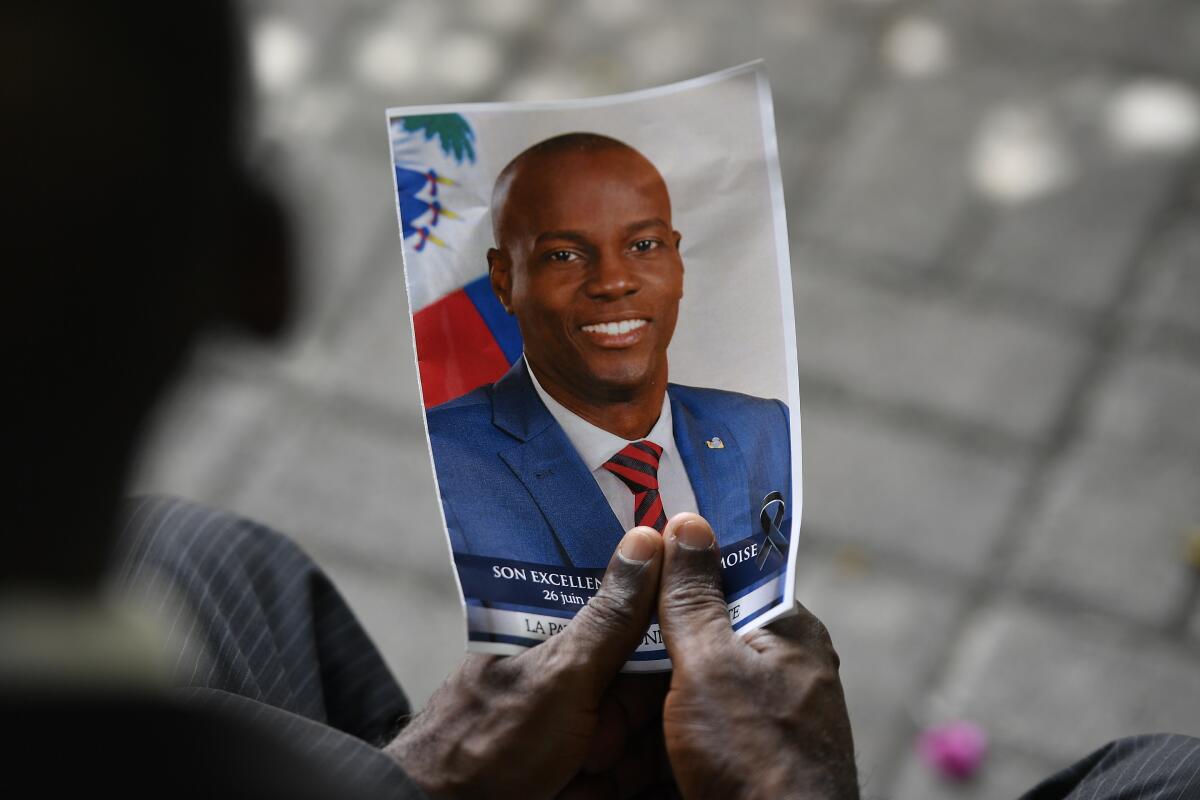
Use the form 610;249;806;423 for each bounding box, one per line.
754;490;788;570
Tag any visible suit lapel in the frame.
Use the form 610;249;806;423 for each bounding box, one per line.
493;361;624;568
671;389;751;544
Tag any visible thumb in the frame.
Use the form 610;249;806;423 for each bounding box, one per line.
554;526;663;682
657;513;735;664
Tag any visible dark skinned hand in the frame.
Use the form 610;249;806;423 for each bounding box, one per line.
386;526;671;800
657;513;859;800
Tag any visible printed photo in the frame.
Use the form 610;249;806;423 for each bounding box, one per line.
387;62;801;669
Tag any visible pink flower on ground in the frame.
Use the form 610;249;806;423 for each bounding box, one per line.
918;721;988;780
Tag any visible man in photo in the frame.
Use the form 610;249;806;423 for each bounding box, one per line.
428;133;791;569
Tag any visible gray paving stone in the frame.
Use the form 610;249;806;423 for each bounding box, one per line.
129;361;278;504
889;740;1062;800
802;400;1025;575
1086;344;1200;455
928;600;1200;764
224;396;449;582
503;0;866;129
969;156;1175;313
796;68;984;268
702;0;869;130
304;256;424;418
272;143;399;355
1012;440;1199;625
1136;214;1200;338
794;250;1087;441
320;554;465;710
774;118;820;214
933;0;1200;78
242;0;359;42
1190;601;1200;643
796;551;964;793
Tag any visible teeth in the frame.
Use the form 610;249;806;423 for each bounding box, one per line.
582;319;647;335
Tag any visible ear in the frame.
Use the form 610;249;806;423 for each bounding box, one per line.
488;247;514;314
674;230;684;295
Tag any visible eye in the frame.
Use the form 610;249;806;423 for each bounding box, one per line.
631;238;660;253
547;249;579;262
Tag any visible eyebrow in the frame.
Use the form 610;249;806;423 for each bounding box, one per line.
534;230;590;246
623;218;670;235
533;218;670;246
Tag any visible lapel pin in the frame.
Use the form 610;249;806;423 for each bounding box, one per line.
705;436;724;449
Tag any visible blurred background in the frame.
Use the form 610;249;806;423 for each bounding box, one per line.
130;1;1200;797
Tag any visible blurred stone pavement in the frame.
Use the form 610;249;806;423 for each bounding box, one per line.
130;1;1200;797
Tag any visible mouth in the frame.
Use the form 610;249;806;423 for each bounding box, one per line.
579;318;649;347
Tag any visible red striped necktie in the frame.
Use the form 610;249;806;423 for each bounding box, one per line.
602;440;668;533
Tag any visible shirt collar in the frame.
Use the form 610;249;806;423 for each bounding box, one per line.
524;355;675;471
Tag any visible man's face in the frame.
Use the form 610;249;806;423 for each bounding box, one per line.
491;147;683;404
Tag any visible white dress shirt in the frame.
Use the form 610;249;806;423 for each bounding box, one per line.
526;357;699;532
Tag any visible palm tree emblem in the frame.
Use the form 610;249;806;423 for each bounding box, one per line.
392;114;475;252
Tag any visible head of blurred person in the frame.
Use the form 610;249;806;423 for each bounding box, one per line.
6;2;292;593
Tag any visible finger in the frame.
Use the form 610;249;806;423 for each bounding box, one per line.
759;600;839;667
556;526;663;684
657;513;735;664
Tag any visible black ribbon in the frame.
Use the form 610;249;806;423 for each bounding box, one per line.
755;490;788;570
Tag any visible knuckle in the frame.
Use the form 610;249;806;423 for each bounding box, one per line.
665;567;723;599
537;642;586;685
810;664;843;695
660;578;726;618
579;587;639;635
672;645;728;687
811;617;835;651
784;607;838;653
824;638;842;672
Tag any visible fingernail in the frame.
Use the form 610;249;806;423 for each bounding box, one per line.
673;516;714;551
618;528;658;565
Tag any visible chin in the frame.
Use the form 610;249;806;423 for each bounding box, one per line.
583;359;661;397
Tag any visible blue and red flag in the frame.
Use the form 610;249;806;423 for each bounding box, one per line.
390;113;523;408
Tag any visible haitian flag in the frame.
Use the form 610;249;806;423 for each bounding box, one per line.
389;113;523;408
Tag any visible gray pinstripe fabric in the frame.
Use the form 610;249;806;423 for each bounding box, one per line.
1018;734;1200;799
112;496;427;798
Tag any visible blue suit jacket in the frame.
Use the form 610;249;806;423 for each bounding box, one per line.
427;360;791;569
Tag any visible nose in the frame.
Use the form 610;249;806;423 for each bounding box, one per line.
584;249;639;301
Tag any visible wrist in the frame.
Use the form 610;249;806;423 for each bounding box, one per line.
383;719;461;799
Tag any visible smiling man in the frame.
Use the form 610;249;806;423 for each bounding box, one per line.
427;133;791;568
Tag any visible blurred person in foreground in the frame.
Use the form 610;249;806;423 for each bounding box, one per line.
5;2;1196;799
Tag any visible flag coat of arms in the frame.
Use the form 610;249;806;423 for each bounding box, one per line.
390;113;522;408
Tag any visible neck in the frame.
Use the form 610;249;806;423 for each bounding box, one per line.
529;361;667;440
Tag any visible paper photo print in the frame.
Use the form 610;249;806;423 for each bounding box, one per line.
387;62;802;671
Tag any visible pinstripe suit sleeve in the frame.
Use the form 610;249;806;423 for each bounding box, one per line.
113;496;428;798
1018;734;1200;800
181;685;429;799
